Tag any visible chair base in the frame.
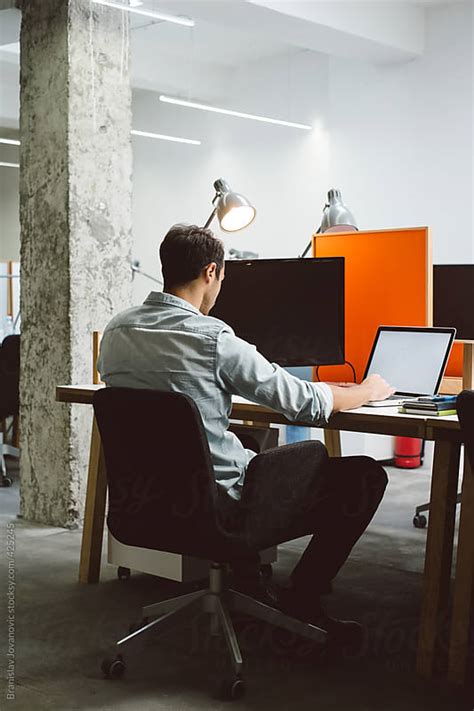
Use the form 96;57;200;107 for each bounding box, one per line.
0;431;19;487
102;563;327;697
414;492;461;528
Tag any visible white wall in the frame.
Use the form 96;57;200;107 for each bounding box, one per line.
131;50;331;303
328;1;474;264
0;161;20;261
131;1;473;308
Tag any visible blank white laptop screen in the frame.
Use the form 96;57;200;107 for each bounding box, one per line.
364;328;455;396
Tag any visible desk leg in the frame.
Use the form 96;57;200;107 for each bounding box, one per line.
416;439;461;677
79;416;107;584
448;455;474;685
324;429;342;457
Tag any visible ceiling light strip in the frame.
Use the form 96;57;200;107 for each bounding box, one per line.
92;0;194;27
159;95;312;130
131;129;201;145
0;161;19;168
0;138;20;146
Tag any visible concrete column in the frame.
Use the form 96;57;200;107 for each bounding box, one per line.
19;0;133;526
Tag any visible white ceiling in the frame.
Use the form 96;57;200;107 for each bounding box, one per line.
130;14;290;69
0;0;471;127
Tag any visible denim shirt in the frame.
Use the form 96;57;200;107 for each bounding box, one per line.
98;292;334;500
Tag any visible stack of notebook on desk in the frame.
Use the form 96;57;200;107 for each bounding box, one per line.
399;395;458;417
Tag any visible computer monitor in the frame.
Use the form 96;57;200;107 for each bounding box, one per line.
434;264;474;343
210;257;345;367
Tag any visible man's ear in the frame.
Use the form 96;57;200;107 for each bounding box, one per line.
205;262;217;282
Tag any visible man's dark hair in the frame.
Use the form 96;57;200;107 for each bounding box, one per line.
160;224;225;289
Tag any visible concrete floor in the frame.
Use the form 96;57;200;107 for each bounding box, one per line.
0;454;472;711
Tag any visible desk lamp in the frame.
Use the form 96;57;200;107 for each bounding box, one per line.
300;188;357;257
131;259;163;287
131;180;256;284
203;179;256;232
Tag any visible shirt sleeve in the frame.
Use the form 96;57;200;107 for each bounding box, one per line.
215;328;334;424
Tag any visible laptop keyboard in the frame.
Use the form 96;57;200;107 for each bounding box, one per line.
386;395;416;401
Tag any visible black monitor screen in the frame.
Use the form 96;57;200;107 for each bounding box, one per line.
434;264;474;342
210;257;345;367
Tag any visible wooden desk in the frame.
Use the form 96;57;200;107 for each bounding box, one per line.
56;385;469;684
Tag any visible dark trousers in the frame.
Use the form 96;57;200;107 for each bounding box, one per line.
218;441;388;603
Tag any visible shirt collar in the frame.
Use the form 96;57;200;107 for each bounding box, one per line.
144;291;202;316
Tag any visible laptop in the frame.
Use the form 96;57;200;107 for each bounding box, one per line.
363;326;456;407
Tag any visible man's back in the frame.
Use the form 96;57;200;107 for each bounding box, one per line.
98;291;255;498
99;290;333;499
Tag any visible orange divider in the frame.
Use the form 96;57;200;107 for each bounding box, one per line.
313;227;433;383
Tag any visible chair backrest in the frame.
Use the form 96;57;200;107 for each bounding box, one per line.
0;335;20;418
457;390;474;474
93;387;249;561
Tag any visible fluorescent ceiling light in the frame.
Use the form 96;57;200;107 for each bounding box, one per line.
92;0;194;27
0;162;19;168
0;133;200;148
159;95;312;131
131;129;201;145
0;42;20;55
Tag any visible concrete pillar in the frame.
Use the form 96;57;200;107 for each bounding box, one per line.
19;0;133;527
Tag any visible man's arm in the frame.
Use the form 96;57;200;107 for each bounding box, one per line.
216;330;330;423
216;330;394;420
328;375;395;412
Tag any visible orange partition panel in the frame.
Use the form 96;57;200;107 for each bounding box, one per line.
313;227;432;383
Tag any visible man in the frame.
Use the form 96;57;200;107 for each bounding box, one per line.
98;224;394;642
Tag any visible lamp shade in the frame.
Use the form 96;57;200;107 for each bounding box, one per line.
320;189;357;233
212;179;256;232
216;192;255;232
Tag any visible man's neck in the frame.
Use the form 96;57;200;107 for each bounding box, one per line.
165;287;204;313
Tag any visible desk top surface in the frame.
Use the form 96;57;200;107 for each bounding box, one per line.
55;384;460;436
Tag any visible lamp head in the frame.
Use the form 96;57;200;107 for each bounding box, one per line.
213;178;256;232
320;188;357;233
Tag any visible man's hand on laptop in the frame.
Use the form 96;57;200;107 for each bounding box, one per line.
328;374;395;412
362;374;396;402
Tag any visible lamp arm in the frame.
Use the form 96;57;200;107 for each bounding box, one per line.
299;225;322;258
131;264;163;286
203;207;217;230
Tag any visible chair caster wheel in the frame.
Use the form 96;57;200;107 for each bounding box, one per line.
413;514;427;529
260;563;273;580
117;566;131;580
219;676;246;700
1;476;12;487
101;656;126;679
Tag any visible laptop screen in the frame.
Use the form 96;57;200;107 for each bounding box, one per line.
364;327;455;396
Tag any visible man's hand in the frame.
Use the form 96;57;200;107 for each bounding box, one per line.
327;374;395;412
361;374;396;402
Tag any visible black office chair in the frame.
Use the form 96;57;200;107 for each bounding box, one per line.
457;390;474;470
0;335;20;487
94;387;326;700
